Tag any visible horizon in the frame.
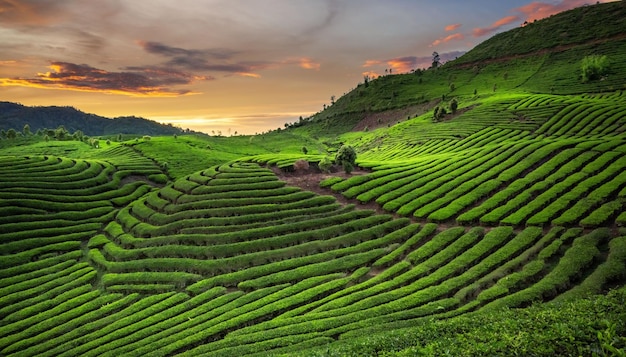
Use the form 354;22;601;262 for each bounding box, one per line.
0;0;618;135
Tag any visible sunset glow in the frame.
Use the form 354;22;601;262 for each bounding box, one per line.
0;0;618;134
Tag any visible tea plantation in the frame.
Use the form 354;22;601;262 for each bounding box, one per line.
1;2;626;356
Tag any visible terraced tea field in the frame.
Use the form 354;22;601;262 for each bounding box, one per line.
3;2;626;354
2;92;626;356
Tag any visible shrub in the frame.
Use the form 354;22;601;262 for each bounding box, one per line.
581;54;609;82
336;145;357;174
293;159;309;171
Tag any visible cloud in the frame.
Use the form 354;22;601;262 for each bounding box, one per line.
139;41;238;60
515;0;614;22
472;15;520;37
139;41;319;77
0;61;208;96
296;58;321;70
445;23;462;32
362;70;380;79
302;0;341;36
472;0;617;38
362;60;383;68
387;56;421;73
431;33;465;46
362;51;466;73
0;0;66;26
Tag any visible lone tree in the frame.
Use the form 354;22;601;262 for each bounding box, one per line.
450;98;458;114
336;145;357;174
431;51;440;69
581;54;609;82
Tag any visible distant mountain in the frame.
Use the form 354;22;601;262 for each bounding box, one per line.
0;102;189;136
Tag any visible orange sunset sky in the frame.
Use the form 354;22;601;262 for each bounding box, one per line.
0;0;617;134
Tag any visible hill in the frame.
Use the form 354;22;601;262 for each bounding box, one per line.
0;102;187;136
1;2;626;356
297;0;626;136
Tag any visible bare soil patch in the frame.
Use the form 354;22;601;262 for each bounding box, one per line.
270;164;391;216
120;174;164;188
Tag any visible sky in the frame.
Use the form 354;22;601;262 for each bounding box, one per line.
0;0;617;135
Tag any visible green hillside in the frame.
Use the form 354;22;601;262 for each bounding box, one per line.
1;2;626;356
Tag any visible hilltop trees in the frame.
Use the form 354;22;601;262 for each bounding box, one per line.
432;52;440;69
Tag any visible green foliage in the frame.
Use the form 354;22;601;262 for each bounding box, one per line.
336;145;357;174
581;54;609;82
450;98;458;114
318;156;333;173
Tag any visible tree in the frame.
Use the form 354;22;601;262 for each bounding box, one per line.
23;124;31;136
431;52;440;69
55;126;67;140
318;156;333;173
302;146;308;155
336;145;357;174
450;98;458;114
330;95;335;105
581;55;609;83
439;107;448;118
363;75;370;88
6;128;17;139
72;130;84;141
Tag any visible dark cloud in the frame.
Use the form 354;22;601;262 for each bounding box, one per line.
139;41;238;60
0;61;209;96
138;40;275;76
73;29;107;52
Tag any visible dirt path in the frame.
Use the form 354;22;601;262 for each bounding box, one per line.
271;165;387;213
